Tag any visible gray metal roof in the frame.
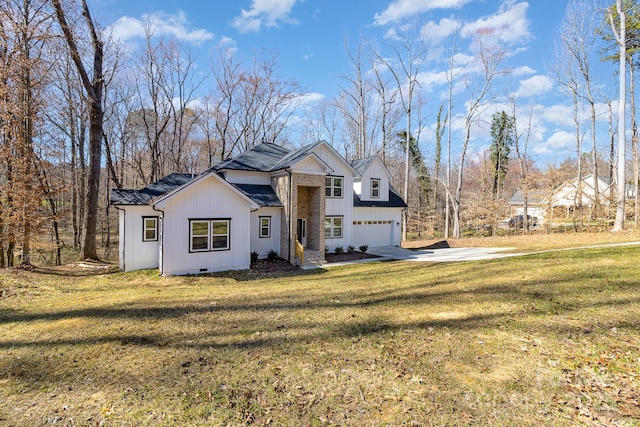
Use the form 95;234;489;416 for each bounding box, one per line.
110;173;195;205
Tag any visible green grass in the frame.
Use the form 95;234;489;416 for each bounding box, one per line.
1;245;640;426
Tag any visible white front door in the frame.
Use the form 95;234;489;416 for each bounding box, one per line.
296;218;307;247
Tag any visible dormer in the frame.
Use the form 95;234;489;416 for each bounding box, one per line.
351;156;391;203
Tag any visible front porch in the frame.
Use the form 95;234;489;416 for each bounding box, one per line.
287;173;326;268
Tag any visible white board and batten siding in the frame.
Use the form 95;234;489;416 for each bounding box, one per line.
357;158;391;203
155;174;257;276
118;205;161;272
314;144;355;251
250;207;281;258
353;207;402;247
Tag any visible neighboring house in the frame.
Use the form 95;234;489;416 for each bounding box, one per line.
509;175;629;223
550;174;613;210
508;189;546;222
110;141;407;276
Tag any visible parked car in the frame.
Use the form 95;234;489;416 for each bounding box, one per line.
508;214;538;228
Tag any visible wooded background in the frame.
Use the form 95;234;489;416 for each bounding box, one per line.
0;0;637;267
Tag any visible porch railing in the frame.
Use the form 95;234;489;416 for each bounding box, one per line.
295;237;304;265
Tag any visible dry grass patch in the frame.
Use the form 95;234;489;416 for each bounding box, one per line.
405;229;640;252
1;245;640;425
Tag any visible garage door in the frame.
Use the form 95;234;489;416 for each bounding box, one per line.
353;220;394;247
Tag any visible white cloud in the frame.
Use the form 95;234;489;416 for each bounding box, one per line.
461;2;531;45
299;92;325;106
416;70;450;92
536;130;575;154
374;0;473;26
510;65;536;76
542;105;574;127
110;11;214;44
514;75;554;98
231;0;299;33
420;17;462;46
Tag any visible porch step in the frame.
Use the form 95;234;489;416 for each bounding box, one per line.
297;250;326;269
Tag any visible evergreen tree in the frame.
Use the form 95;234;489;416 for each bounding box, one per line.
489;111;514;198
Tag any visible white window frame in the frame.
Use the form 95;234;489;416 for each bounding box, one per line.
189;219;230;252
324;215;343;239
142;216;158;242
325;175;344;198
259;216;271;238
371;178;380;198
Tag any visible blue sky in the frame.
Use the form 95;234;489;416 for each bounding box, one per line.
91;0;617;166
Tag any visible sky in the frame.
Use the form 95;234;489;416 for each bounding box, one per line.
89;0;619;167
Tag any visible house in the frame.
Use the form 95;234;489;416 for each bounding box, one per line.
509;174;634;223
550;174;613;210
508;189;547;222
110;141;407;276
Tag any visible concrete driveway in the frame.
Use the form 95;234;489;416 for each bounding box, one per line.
367;245;516;262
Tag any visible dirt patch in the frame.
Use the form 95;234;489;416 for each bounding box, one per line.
28;260;119;276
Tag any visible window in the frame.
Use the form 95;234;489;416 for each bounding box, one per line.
259;216;271;238
143;216;158;242
189;219;230;252
325;176;343;198
324;216;343;239
371;178;380;198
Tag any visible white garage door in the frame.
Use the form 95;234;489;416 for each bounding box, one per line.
353;220;394;247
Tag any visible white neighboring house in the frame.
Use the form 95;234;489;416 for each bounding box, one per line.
110;141;406;275
509;174;638;223
551;174;613;209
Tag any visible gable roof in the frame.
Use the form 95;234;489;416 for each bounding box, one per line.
214;143;291;172
509;190;547;205
350;156;377;176
350;155;392;180
214;140;356;175
153;170;259;210
110;173;194;205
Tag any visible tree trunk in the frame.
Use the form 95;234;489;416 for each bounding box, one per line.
52;0;104;259
612;1;626;232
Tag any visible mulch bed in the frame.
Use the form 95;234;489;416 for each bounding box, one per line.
247;251;378;276
324;251;378;263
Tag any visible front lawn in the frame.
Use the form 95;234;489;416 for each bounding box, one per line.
1;244;639;425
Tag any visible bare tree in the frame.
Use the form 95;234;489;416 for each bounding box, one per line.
610;0;627;231
52;0;104;261
337;37;377;159
372;29;428;241
452;32;506;238
209;48;301;160
509;95;535;233
561;0;603;218
552;21;586;229
0;0;56;266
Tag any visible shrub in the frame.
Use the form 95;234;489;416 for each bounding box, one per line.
267;249;278;262
347;245;355;254
359;244;368;253
250;251;259;265
334;246;344;254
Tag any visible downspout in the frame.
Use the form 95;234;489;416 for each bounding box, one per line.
287;168;293;263
114;205;125;272
152;204;164;276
